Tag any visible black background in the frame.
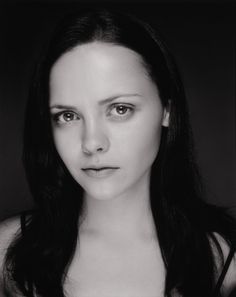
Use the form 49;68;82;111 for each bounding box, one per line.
0;1;235;221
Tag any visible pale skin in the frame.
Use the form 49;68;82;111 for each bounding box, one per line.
0;41;236;296
50;42;167;297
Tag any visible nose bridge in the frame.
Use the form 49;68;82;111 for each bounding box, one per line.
82;113;109;154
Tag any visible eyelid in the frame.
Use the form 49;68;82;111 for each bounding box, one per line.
51;110;80;123
109;102;135;109
107;102;135;117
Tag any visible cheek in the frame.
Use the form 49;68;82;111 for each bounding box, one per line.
52;128;81;166
114;116;162;169
133;122;161;166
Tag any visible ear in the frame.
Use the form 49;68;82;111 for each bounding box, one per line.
162;101;170;127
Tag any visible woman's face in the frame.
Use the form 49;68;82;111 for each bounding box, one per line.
50;42;169;201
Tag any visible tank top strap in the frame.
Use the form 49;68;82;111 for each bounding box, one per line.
20;212;26;237
19;210;35;296
213;246;236;296
20;210;34;237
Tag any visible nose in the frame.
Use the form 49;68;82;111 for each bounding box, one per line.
81;120;110;155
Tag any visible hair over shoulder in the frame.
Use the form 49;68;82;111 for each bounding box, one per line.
3;7;236;297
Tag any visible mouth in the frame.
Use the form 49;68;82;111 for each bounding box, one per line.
81;166;120;178
82;166;119;170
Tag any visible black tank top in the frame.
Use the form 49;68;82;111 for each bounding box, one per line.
20;212;235;296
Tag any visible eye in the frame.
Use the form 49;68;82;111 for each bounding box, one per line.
51;110;80;124
115;105;129;115
108;104;134;118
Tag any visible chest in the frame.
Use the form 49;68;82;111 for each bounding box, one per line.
65;239;166;297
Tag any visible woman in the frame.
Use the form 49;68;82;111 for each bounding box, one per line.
0;8;235;297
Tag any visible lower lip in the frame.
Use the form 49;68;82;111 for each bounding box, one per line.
82;168;119;178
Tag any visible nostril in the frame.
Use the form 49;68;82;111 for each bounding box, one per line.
81;127;110;155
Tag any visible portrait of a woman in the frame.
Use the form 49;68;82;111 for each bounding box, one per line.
0;7;235;297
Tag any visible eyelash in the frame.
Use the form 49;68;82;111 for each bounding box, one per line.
108;103;135;118
51;110;79;124
51;103;135;124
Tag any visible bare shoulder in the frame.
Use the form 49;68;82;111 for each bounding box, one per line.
0;216;21;270
212;232;236;296
0;215;21;294
0;215;23;296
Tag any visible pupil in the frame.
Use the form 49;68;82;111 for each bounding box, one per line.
63;113;73;121
117;106;126;114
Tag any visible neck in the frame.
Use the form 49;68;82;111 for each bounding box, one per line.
80;173;156;239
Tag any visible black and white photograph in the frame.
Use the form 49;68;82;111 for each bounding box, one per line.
0;1;235;296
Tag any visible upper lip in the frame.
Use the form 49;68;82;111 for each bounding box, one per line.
82;166;119;170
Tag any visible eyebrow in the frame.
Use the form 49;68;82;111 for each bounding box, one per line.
50;93;142;110
98;93;142;105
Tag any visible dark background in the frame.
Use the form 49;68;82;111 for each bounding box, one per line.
0;1;235;221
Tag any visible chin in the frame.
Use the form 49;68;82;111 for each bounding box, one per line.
82;183;125;201
85;189;120;201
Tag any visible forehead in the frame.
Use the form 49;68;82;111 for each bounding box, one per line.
49;41;157;104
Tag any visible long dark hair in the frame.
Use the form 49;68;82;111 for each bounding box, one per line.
4;8;236;297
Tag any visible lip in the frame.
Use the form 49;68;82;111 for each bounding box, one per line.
81;166;119;178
